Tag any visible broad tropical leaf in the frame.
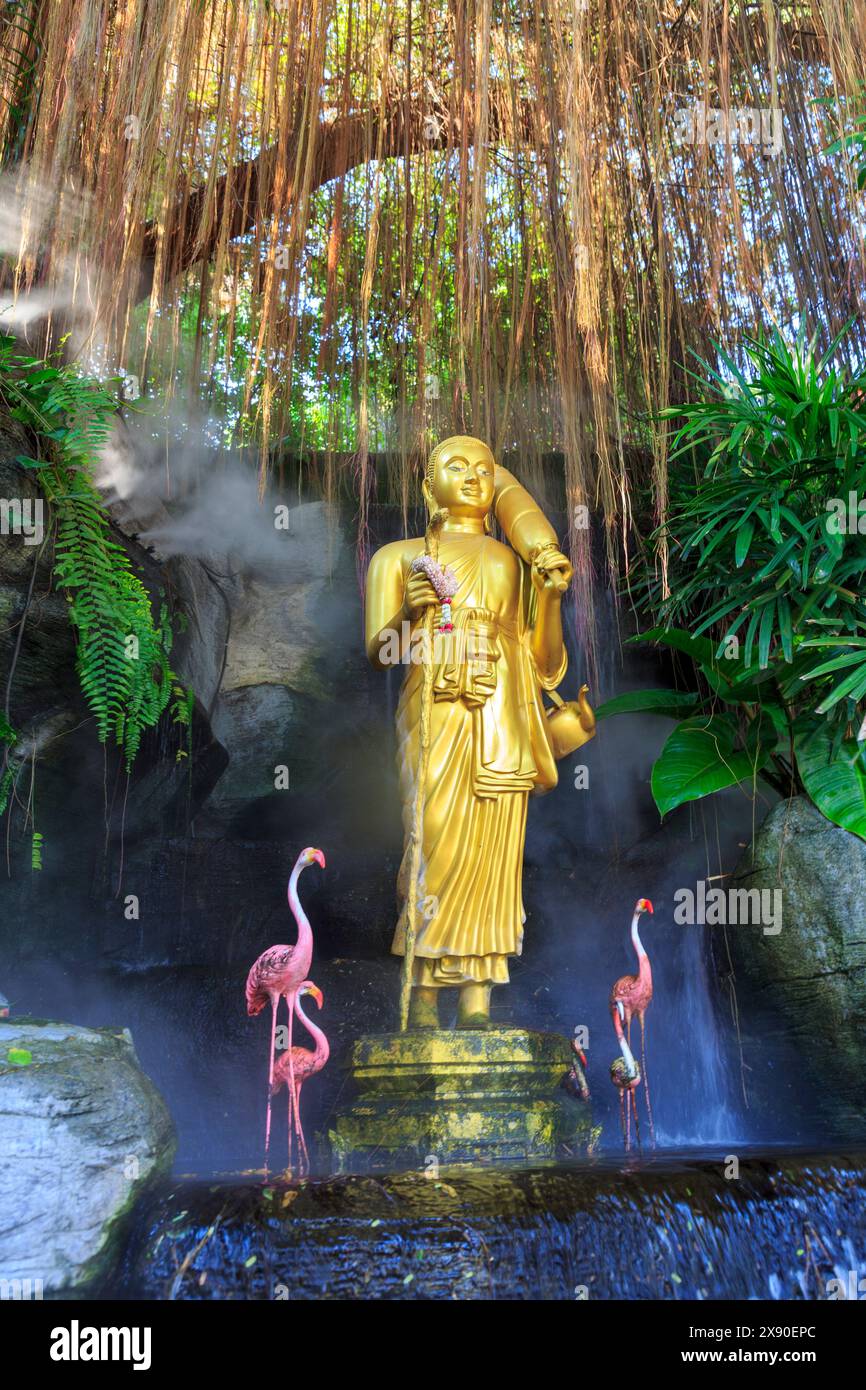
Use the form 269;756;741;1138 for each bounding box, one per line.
794;725;866;840
651;712;777;818
595;689;701;721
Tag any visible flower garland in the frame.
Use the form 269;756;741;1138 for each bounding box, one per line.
411;553;459;631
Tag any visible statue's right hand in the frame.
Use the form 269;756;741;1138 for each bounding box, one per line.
403;569;439;621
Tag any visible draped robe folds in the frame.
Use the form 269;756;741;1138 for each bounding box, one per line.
376;531;566;986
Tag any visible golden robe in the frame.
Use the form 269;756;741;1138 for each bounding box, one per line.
381;531;566;986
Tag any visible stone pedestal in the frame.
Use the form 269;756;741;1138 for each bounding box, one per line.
329;1028;592;1172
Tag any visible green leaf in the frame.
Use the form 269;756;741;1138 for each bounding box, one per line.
699;659;765;703
816;662;866;714
595;689;702;721
795;725;866;841
734;518;755;567
778;596;794;664
760;702;790;742
650;712;777;819
630;626;719;668
758;600;775;669
798;650;866;682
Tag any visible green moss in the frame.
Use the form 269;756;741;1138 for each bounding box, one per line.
332;1027;593;1171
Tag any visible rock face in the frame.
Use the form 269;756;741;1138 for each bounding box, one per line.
205;502;358;824
727;796;866;1137
0;1020;175;1295
0;437;228;963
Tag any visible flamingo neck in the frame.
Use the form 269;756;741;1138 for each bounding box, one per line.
294;996;329;1067
619;1031;638;1080
630;912;647;959
288;863;313;953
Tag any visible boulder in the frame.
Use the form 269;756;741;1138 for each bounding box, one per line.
727;796;866;1137
205;501;356;824
0;1020;175;1295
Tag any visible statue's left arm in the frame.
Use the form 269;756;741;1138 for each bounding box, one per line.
494;465;571;686
528;558;570;686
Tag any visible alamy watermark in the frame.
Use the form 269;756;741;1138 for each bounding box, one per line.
49;1321;151;1370
826;1270;866;1300
674;880;782;935
1;496;43;545
1;1277;43;1299
672;105;784;158
375;622;492;667
826;492;866;535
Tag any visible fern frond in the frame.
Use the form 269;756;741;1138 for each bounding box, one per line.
0;347;187;769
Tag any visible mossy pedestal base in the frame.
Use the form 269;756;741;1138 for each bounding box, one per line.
329;1028;592;1172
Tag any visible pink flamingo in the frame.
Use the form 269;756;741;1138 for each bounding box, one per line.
610;999;642;1151
609;897;654;1143
245;846;325;1166
271;980;329;1174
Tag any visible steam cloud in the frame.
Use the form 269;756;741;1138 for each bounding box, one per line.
97;406;330;577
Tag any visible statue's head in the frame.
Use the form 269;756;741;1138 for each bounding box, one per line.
424;435;495;521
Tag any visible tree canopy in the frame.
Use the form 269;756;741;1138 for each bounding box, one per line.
2;0;865;644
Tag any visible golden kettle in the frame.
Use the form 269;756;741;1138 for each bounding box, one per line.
544;684;596;759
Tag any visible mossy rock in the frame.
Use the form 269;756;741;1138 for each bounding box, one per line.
0;1019;175;1295
727;797;866;1136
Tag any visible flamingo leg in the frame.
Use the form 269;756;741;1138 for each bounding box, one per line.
265;994;278;1170
625;1015;633;1151
631;1089;642;1152
287;1060;302;1170
287;1070;294;1170
295;1081;309;1174
619;1090;628;1150
285;992;298;1174
625;1076;632;1150
282;1057;297;1171
639;1012;655;1146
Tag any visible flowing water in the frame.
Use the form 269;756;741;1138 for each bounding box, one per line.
119;1150;866;1301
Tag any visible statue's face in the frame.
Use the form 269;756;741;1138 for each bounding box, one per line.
428;437;495;518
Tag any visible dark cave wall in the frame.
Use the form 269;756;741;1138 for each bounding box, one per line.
1;459;779;1168
0;433;227;956
1;438;835;1167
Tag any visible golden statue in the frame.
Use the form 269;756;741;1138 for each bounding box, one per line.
365;436;595;1030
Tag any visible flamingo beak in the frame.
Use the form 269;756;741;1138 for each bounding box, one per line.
578;1049;587;1068
616;999;625;1022
638;897;653;914
311;849;326;869
306;985;324;1009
